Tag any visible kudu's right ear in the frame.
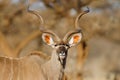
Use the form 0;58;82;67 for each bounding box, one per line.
42;33;55;47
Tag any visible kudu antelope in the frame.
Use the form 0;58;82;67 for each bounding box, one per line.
0;1;89;79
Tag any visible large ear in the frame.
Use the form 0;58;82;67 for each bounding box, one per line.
42;33;55;47
68;33;82;47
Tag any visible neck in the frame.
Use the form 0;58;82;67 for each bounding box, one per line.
42;50;67;80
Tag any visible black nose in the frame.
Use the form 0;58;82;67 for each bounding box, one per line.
57;46;67;54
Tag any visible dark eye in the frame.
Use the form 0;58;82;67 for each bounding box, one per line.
65;44;70;48
54;44;58;46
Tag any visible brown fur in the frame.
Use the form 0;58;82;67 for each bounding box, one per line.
0;50;67;80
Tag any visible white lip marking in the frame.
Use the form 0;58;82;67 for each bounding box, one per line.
59;53;66;59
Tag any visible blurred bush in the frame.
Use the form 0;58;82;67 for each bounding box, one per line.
0;0;120;80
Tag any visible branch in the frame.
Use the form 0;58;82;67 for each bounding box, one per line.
0;31;14;57
28;51;50;60
76;41;88;75
79;0;93;7
75;41;88;79
14;30;42;57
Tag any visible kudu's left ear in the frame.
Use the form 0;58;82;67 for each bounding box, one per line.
42;33;55;47
68;33;82;47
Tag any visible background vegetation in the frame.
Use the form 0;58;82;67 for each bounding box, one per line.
0;0;120;80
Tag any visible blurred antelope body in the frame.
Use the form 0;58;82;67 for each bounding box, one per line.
0;52;64;80
0;54;46;80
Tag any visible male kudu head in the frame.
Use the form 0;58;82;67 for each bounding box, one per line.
27;0;89;68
